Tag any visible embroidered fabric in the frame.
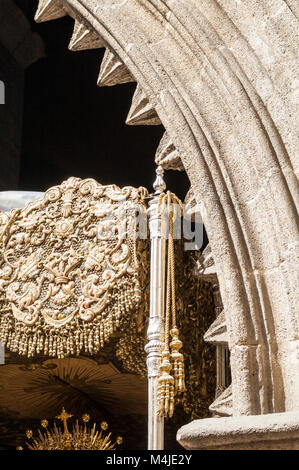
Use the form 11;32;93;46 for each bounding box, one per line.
0;177;148;358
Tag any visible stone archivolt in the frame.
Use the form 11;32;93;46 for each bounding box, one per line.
97;48;135;87
68;19;105;51
28;0;299;448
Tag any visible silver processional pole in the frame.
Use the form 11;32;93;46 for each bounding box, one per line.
145;166;166;450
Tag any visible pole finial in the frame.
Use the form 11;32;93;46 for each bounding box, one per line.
153;165;166;195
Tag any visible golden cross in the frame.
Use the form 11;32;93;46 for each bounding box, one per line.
56;407;73;436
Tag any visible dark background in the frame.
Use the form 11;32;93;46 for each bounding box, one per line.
13;0;190;200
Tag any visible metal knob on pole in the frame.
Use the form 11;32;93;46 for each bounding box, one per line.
145;166;166;450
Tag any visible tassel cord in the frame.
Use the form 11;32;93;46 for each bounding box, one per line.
157;192;185;418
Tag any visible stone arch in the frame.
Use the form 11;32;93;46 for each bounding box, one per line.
34;0;298;417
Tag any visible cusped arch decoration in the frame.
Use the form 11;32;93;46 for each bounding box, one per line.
33;0;298;424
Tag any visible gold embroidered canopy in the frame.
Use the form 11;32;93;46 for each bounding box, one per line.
0;177;148;358
0;174;216;432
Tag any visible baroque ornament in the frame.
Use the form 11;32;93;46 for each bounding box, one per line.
18;407;123;450
0;177;148;358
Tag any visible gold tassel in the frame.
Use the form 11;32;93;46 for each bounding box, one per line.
170;327;186;393
157;191;185;418
157;350;175;418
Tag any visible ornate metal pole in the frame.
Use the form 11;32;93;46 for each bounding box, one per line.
145;166;166;450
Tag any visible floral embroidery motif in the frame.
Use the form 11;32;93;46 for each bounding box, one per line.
0;177;148;358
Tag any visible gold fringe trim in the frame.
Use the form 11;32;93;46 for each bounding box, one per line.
0;281;140;359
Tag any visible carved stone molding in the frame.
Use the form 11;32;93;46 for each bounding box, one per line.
69;19;105;51
177;412;299;450
204;309;227;346
98;49;134;87
192;244;217;284
155;133;184;172
209;384;232;417
126;84;161;126
35;0;66;23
